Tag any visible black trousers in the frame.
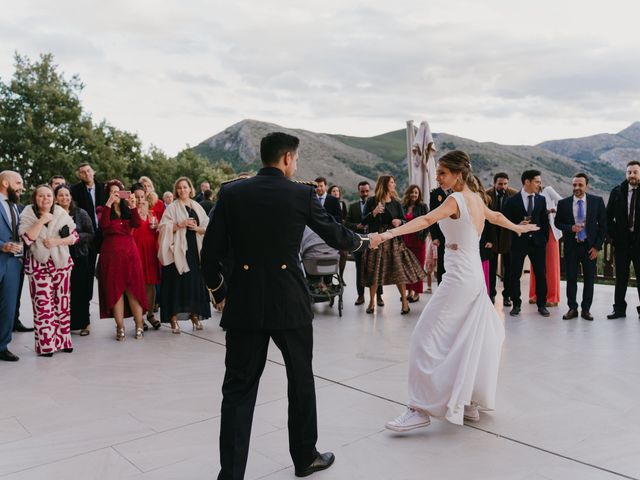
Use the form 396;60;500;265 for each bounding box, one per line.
565;244;597;311
87;247;98;301
70;255;92;330
488;252;512;300
436;243;445;284
613;245;640;313
218;326;317;480
353;252;382;297
13;269;25;327
510;242;547;308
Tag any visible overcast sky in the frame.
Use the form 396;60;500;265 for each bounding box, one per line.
2;0;639;155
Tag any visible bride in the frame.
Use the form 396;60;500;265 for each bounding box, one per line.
369;150;538;431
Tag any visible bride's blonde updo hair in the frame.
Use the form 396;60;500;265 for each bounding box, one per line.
437;150;479;193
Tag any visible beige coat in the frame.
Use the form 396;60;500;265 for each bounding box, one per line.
158;200;209;274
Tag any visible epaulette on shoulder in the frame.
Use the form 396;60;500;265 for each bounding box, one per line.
221;175;251;185
294;180;318;187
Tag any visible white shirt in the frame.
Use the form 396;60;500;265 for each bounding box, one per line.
520;189;535;213
573;195;587;222
630;187;638;231
318;194;327;207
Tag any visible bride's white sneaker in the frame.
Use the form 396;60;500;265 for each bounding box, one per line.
385;408;431;432
463;403;480;422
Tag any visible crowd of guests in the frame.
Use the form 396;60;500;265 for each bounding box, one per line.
0;164;217;361
1;159;639;362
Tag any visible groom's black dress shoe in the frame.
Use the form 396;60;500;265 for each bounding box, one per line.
13;321;34;333
562;309;578;320
509;306;521;316
0;349;19;362
581;310;594;321
538;307;550;317
503;298;512;307
607;311;625;319
295;452;335;477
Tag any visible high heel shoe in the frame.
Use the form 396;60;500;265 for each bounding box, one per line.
401;306;410;315
147;315;161;330
135;327;144;340
116;327;125;341
170;320;181;334
190;314;204;331
366;305;375;314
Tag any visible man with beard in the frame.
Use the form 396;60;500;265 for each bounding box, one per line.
606;160;640;319
555;173;606;321
486;172;518;305
0;171;25;361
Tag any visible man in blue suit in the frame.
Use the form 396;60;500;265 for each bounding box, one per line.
554;173;606;321
0;170;25;362
503;169;550;317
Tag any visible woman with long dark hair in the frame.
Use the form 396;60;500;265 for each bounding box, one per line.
54;184;94;336
402;185;429;302
361;175;425;315
369;151;538;432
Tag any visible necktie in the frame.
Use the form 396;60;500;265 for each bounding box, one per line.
630;188;638;231
527;195;534;217
497;192;504;210
6;200;18;241
576;199;586;241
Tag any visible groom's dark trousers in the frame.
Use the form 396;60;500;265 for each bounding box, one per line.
200;166;367;480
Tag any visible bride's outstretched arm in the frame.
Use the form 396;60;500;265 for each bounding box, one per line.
484;204;538;235
369;198;458;248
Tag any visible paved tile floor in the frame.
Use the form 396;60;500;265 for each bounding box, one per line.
1;263;640;479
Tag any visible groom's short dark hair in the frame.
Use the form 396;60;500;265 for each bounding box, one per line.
260;132;299;166
521;169;541;184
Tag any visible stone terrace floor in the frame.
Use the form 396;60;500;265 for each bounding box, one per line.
1;263;640;480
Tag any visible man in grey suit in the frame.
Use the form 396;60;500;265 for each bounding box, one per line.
0;171;25;362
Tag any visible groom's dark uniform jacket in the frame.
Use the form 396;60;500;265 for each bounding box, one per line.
200;166;367;479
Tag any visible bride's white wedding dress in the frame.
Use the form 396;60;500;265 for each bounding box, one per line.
404;192;505;425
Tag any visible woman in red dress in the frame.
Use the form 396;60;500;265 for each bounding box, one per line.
97;180;148;341
402;185;429;302
131;183;161;330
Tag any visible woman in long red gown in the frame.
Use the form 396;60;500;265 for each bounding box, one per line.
97;180;148;341
131;184;161;329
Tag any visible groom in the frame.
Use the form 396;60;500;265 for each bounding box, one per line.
201;132;368;480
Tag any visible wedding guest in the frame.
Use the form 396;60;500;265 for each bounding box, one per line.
138;175;165;219
162;191;173;207
131;184;161;330
529;183;563;307
12;183;32;333
0;171;25;362
345;181;383;305
19;185;78;356
70;162;106;304
503;170;550;317
402;185;429;302
606;160;640;319
361;175;425;314
315;177;342;223
555;174;606;320
199;189;215;215
329;185;348;283
486;172;518;305
195;181;210;202
55;185;94;336
158;177;211;333
474;177;496;296
97;180;147;341
49;175;66;190
429;186;448;283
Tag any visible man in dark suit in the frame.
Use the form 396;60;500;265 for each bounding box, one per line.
486;172;518;306
606;160;640;319
201;132;368;480
429;186;449;283
345;180;383;305
314;176;343;224
70;162;106;305
503;169;550;317
555;173;607;320
0;171;25;362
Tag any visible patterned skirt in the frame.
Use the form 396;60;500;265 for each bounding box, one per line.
362;237;426;287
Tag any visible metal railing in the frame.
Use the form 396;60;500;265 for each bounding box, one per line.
558;238;636;286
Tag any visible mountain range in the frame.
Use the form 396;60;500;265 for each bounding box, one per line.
193;119;639;200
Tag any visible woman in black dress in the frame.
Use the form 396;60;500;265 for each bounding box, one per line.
158;177;211;333
362;175;425;315
54;184;95;336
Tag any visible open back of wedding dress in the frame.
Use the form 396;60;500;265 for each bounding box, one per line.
408;192;505;425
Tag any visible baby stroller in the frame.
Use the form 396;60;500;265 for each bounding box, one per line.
300;227;344;316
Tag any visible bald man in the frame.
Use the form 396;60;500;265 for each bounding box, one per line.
0;171;24;361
